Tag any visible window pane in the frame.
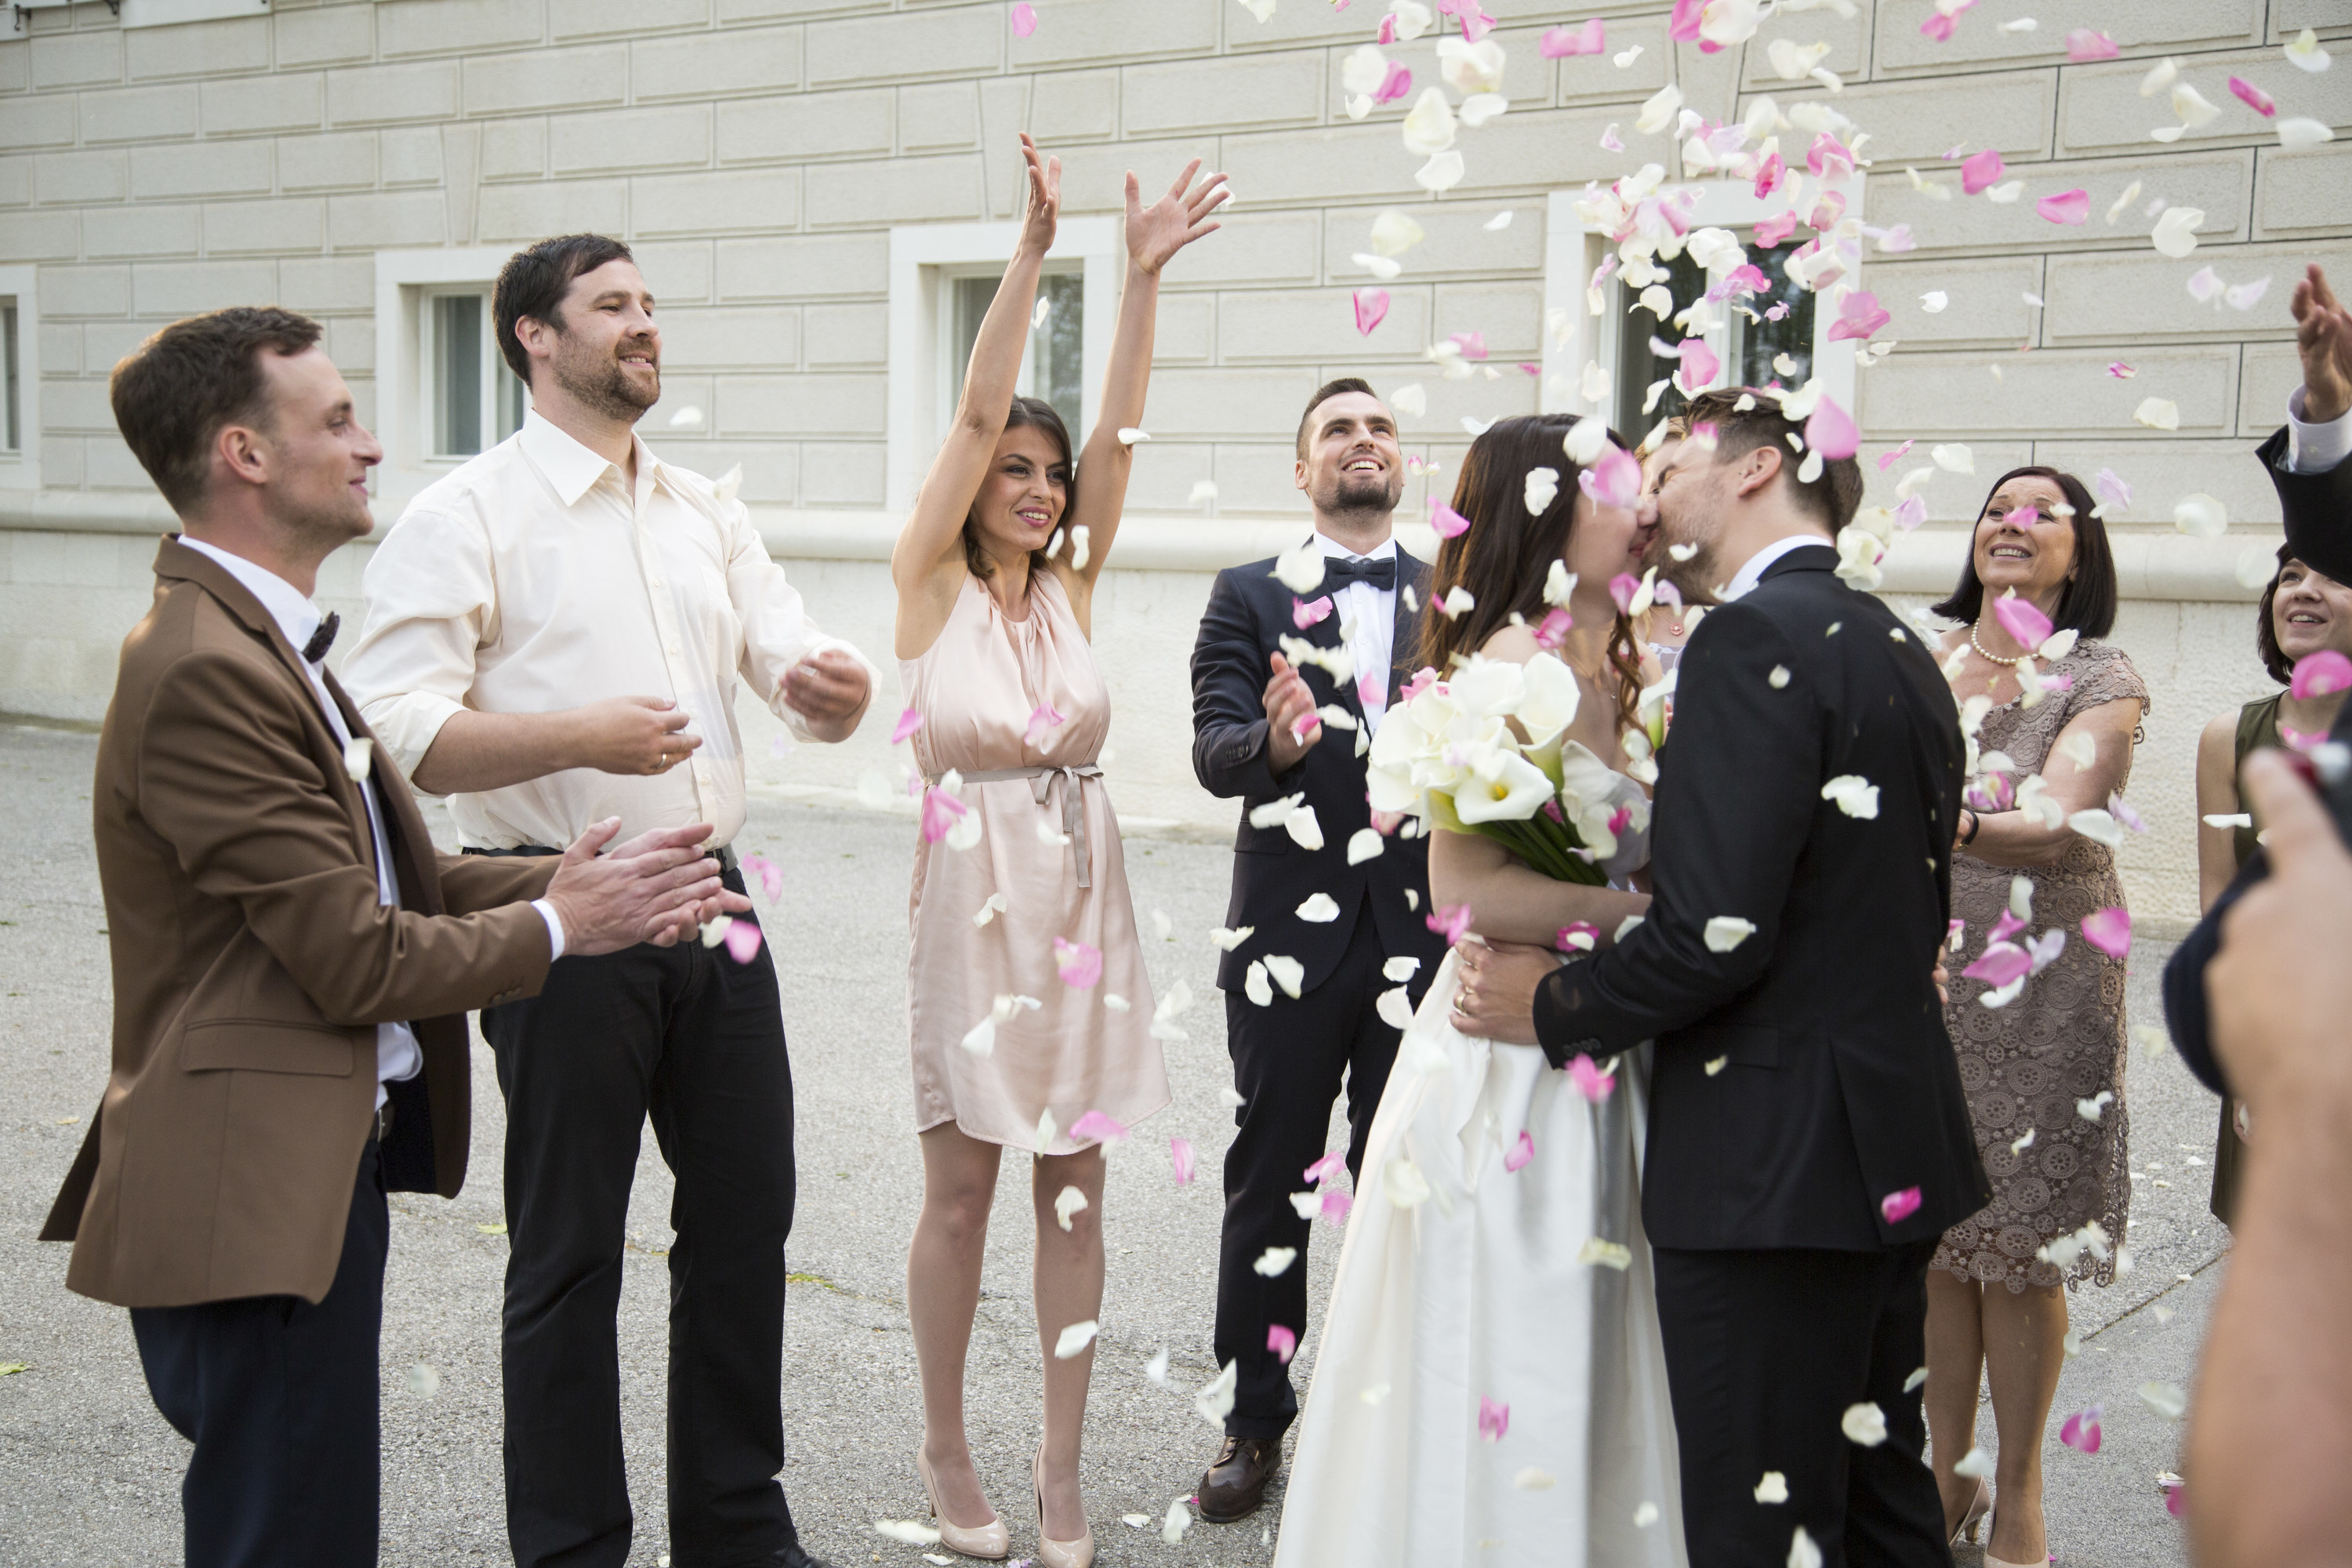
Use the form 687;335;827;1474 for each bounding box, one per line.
1033;271;1083;437
433;294;484;457
951;274;997;410
1613;250;1711;435
495;354;527;443
2;303;19;455
1732;244;1817;393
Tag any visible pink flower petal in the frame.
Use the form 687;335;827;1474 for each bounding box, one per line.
1374;60;1413;103
1268;1323;1298;1364
1555;920;1599;952
1946;917;1966;952
1353;288;1390;337
1519;361;1541;376
2228;75;2276;117
2096;467;2132;508
1304;1149;1348;1185
1653;579;1682;612
2163;1479;2187;1519
1961;940;2032;987
1534;607;1573;651
1805;394;1860;461
1667;0;1703;42
1401;666;1439;702
1579;445;1643;510
1541;18;1606;56
1319;1187;1353;1224
1070;1109;1129;1144
1170;1136;1196;1185
1503;1129;1534;1172
1920;10;1955;42
1025;702;1067;746
2064;27;2118;62
1879;1185;1923;1223
920;786;968;844
1053;936;1103;989
2060;1406;2103;1452
2291;648;2352;700
1752;210;1800;248
1478;1395;1512;1440
1806;132;1855;183
2081;907;2132;959
723;919;764;964
1893;494;1928;533
1359;670;1387;707
2037;188;2091;226
1292;594;1335;630
1808;191;1848;230
1430;498;1473;538
1960;148;2006;195
1426;902;1473;945
1675;336;1720;394
1609;573;1642;614
1567;1053;1617;1103
1876;438;1916;473
1377;11;1397;43
891;706;925;745
1828;291;1890;343
2107;361;2136;379
1370;807;1403;835
1449;330;1489;361
1988;909;2027;945
1600;124;1625;153
1992;592;2054;653
742;851;784;902
1010;1;1036;37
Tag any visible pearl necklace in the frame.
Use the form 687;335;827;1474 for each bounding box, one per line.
1969;622;2031;666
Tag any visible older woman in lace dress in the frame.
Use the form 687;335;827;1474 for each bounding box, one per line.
1925;466;2147;1568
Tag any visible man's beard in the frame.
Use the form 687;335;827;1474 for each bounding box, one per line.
1314;468;1403;523
1646;521;1720;607
552;336;660;423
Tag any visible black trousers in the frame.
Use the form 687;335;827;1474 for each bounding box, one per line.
1214;902;1414;1439
1652;1240;1952;1568
132;1139;387;1568
481;873;799;1568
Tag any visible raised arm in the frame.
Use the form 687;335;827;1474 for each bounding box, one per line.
1051;159;1229;612
891;136;1060;648
1960;697;2143;866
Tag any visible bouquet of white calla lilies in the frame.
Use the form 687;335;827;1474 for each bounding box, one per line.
1368;651;1650;886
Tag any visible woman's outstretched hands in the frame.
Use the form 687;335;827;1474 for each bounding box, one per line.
2292;263;2352;424
1018;132;1061;258
1127;158;1231;276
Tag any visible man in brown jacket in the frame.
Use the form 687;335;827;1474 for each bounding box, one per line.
41;306;748;1568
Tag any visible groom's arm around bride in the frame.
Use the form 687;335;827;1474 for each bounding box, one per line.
1464;387;1988;1568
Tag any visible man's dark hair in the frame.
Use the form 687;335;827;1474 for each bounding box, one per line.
110;306;324;514
493;234;636;383
1929;466;2118;640
1295;376;1380;461
1679;386;1864;533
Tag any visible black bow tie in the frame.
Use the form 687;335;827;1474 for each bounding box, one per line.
302;612;339;664
1320;556;1397;593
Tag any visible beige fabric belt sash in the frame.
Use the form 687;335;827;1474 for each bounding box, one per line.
945;764;1105;889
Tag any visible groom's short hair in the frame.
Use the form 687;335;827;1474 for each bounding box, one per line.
1682;387;1864;532
1296;376;1381;460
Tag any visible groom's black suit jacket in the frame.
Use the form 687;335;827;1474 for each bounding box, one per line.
1191;545;1446;996
1534;544;1990;1253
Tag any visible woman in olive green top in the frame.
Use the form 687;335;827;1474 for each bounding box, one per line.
2193;544;2352;1220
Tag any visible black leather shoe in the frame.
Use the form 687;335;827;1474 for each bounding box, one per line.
1196;1435;1282;1523
778;1541;842;1568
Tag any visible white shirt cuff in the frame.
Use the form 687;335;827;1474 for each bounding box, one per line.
2287;386;2352;474
532;898;566;960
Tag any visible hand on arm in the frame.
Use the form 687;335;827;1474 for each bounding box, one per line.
1059;160;1230;595
1962;697;2142;866
409;696;700;796
1429;824;1649;949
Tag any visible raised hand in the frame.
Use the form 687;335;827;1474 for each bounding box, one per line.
1126;159;1230;277
1017;132;1060;260
2292;263;2352;423
1262;652;1322;774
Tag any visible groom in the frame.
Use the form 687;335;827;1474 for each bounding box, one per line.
1187;377;1446;1521
1456;387;1987;1566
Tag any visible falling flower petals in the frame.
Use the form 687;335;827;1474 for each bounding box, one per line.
1568;1053;1617;1102
1478;1396;1511;1441
1805;394;1859;461
1842;1402;1889;1446
2172;492;2226;535
1169;1136;1196;1184
2140;1380;2187;1420
1194;1360;1239;1426
1704;916;1757;952
1821;774;1881;818
1960;148;2005;194
1353;289;1391;336
1542;17;1606;56
722;919;764;964
1524;466;1559;515
1755;1472;1791;1504
891;707;925;746
2278;116;2336;151
2292;648;2352;699
1577;1236;1633;1269
1635;82;1684;136
1267;1324;1298;1363
2136;397;2182;430
2081;906;2131;959
1426;902;1474;946
2228;75;2277;117
2036;188;2089;224
1053;936;1103;989
1254;1245;1298;1276
1880;1186;1923;1224
2060;1406;2103;1453
1993;590;2055;652
2063;27;2117;61
1415;150;1466;194
342;737;373;781
1580;444;1643;509
1053;1319;1099;1359
1503;1129;1534;1172
1828;291;1891;343
2151;205;2205;258
1430;498;1473;538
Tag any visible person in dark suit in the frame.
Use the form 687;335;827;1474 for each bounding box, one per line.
42;307;744;1568
1187;377;1448;1522
1454;387;1988;1567
2166;261;2352;1094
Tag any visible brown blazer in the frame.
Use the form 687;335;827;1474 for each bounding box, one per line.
42;537;560;1309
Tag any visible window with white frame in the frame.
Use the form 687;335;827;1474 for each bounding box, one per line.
885;220;1117;513
374;247;530;503
0;266;40;488
1542;181;1858;439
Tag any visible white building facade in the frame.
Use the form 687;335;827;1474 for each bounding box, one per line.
2;0;2347;926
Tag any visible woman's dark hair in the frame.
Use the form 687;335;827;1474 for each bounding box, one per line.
1929;466;2116;640
964;394;1074;582
1414;415;1645;735
2257;541;2304;686
493;233;636;383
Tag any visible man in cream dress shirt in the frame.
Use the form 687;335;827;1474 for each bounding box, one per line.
343;235;870;1568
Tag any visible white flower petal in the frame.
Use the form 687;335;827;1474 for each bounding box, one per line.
1297;892;1342;923
1704;916;1759;953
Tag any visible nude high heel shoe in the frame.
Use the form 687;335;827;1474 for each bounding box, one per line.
916;1448;1010;1560
1951;1478;1991;1547
1033;1444;1094;1568
1980;1501;2051;1568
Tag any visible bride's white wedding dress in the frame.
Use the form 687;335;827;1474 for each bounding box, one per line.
1272;768;1685;1568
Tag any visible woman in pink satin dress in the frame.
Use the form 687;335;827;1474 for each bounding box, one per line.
887;136;1227;1568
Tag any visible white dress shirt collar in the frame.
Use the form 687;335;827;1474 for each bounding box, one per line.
517;408;665;508
177;534;327;658
1722;532;1834;602
1314;532;1398;563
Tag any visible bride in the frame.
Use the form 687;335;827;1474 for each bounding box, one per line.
1271;415;1690;1566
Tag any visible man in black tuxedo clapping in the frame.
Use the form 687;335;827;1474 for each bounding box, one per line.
1186;378;1446;1523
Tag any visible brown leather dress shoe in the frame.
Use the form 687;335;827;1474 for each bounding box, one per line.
1196;1435;1282;1523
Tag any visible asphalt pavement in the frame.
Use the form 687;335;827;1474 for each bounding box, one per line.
0;719;2218;1566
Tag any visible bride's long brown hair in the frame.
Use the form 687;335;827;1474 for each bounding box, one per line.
1411;415;1646;736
